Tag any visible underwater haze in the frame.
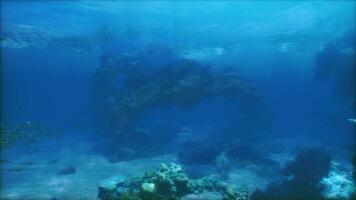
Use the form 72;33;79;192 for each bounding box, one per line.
1;1;355;200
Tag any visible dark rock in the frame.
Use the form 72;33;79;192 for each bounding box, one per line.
251;148;332;200
283;148;331;184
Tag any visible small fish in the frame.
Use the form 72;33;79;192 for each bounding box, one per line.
47;159;59;164
19;161;36;165
348;118;356;123
7;168;25;172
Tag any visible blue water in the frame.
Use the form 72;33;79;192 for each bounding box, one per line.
1;1;355;200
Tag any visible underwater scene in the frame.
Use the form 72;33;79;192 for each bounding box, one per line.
0;1;355;200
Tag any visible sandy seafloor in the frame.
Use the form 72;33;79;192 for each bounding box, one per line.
0;134;354;200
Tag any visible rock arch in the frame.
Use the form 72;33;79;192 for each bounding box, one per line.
92;51;268;160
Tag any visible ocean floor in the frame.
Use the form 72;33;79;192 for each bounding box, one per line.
0;134;354;200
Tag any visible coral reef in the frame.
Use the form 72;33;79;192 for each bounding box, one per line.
98;163;248;200
92;48;268;161
93;56;263;134
251;148;332;200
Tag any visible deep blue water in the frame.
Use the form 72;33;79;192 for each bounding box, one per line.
1;1;355;200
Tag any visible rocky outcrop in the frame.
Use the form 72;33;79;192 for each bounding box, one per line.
98;163;248;200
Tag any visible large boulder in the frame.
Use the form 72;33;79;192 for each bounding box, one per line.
251;148;332;200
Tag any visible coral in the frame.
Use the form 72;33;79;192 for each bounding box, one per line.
98;163;247;200
141;182;156;193
119;190;140;200
320;161;355;199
